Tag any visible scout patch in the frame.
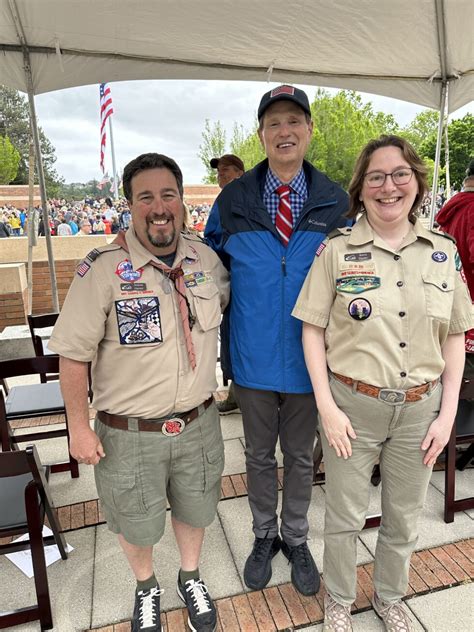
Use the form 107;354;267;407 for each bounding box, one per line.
316;242;326;257
344;252;372;262
348;298;372;320
76;261;91;277
336;276;381;293
183;270;213;287
454;251;462;272
115;296;162;345
432;251;447;263
120;282;147;292
86;248;101;263
115;259;143;282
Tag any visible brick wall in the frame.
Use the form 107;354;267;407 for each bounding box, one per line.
0;287;28;331
31;259;79;315
184;184;219;205
0;260;80;332
0;185;41;207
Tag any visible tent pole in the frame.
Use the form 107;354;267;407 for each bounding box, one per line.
24;58;60;312
8;0;59;312
429;81;448;229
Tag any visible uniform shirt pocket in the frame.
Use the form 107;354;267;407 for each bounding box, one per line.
422;273;454;322
188;283;221;331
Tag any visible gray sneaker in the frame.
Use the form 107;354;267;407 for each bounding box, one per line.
372;592;414;632
323;593;353;631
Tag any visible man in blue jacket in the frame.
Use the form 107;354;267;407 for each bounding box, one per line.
205;85;348;596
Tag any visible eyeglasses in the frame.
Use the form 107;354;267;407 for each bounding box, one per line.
364;168;414;188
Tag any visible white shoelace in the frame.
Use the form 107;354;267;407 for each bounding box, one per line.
138;586;163;628
185;579;211;615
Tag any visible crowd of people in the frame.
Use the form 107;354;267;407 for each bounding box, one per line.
0;198;212;238
3;84;473;632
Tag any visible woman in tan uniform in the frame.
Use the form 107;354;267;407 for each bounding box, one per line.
292;135;473;632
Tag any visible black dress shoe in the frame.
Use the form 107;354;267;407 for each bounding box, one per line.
281;540;320;596
244;535;282;590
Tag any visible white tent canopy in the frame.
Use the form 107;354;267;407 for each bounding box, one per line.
0;0;472;311
0;0;473;111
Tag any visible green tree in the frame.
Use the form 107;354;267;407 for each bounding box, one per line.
198;119;226;184
0;85;63;195
417;113;474;189
230;122;265;171
401;109;439;154
0;135;21;184
307;89;399;188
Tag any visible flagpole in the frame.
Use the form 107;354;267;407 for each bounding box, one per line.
108;116;119;200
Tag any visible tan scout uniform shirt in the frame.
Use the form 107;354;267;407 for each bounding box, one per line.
293;214;474;389
48;226;229;417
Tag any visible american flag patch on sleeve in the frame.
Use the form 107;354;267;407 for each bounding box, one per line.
76;261;91;277
316;242;326;257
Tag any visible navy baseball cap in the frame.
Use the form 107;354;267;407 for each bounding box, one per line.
258;85;311;121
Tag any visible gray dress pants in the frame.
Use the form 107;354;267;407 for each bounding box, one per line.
234;384;318;546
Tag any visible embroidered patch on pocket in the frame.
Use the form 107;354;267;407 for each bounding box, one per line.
115;297;163;345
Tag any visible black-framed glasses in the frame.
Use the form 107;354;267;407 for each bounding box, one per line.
364;167;414;188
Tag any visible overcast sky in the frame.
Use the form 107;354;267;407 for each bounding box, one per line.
34;80;473;186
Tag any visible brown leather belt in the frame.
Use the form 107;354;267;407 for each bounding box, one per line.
97;396;214;436
332;373;439;404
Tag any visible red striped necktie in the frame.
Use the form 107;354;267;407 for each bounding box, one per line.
276;185;293;246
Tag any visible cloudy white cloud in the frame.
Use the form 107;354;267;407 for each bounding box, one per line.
34;80;472;185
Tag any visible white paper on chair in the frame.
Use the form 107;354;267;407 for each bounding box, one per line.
5;526;73;578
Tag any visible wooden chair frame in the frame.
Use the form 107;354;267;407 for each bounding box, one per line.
0;356;79;478
27;313;60;383
444;378;474;523
0;445;68;630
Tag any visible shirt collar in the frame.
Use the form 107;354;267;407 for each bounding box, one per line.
264;167;307;198
348;213;436;249
125;224;195;270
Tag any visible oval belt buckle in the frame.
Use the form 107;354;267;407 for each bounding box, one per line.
162;417;185;436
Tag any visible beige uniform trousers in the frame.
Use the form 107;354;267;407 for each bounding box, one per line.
321;375;442;605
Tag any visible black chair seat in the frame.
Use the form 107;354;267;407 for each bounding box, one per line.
1;356;79;479
6;382;65;417
0;472;34;529
0;466;49;530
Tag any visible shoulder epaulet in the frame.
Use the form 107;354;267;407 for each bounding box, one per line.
429;227;456;244
182;231;206;244
328;226;352;239
82;243;123;264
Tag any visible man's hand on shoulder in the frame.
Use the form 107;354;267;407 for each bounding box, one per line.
70;426;105;465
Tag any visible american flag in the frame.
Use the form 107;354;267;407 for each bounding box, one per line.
99;83;114;173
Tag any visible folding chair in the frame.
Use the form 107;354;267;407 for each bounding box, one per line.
28;313;94;399
444;378;474;523
27;313;59;383
0;356;79;478
0;445;68;630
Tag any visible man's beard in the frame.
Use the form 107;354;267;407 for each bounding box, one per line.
146;224;176;249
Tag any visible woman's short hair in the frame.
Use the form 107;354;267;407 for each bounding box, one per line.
348;135;428;222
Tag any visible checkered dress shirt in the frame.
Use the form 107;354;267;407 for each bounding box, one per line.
263;168;308;225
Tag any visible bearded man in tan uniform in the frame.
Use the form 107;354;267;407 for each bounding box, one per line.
49;153;229;632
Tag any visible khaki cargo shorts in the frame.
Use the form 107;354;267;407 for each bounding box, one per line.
94;401;224;546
